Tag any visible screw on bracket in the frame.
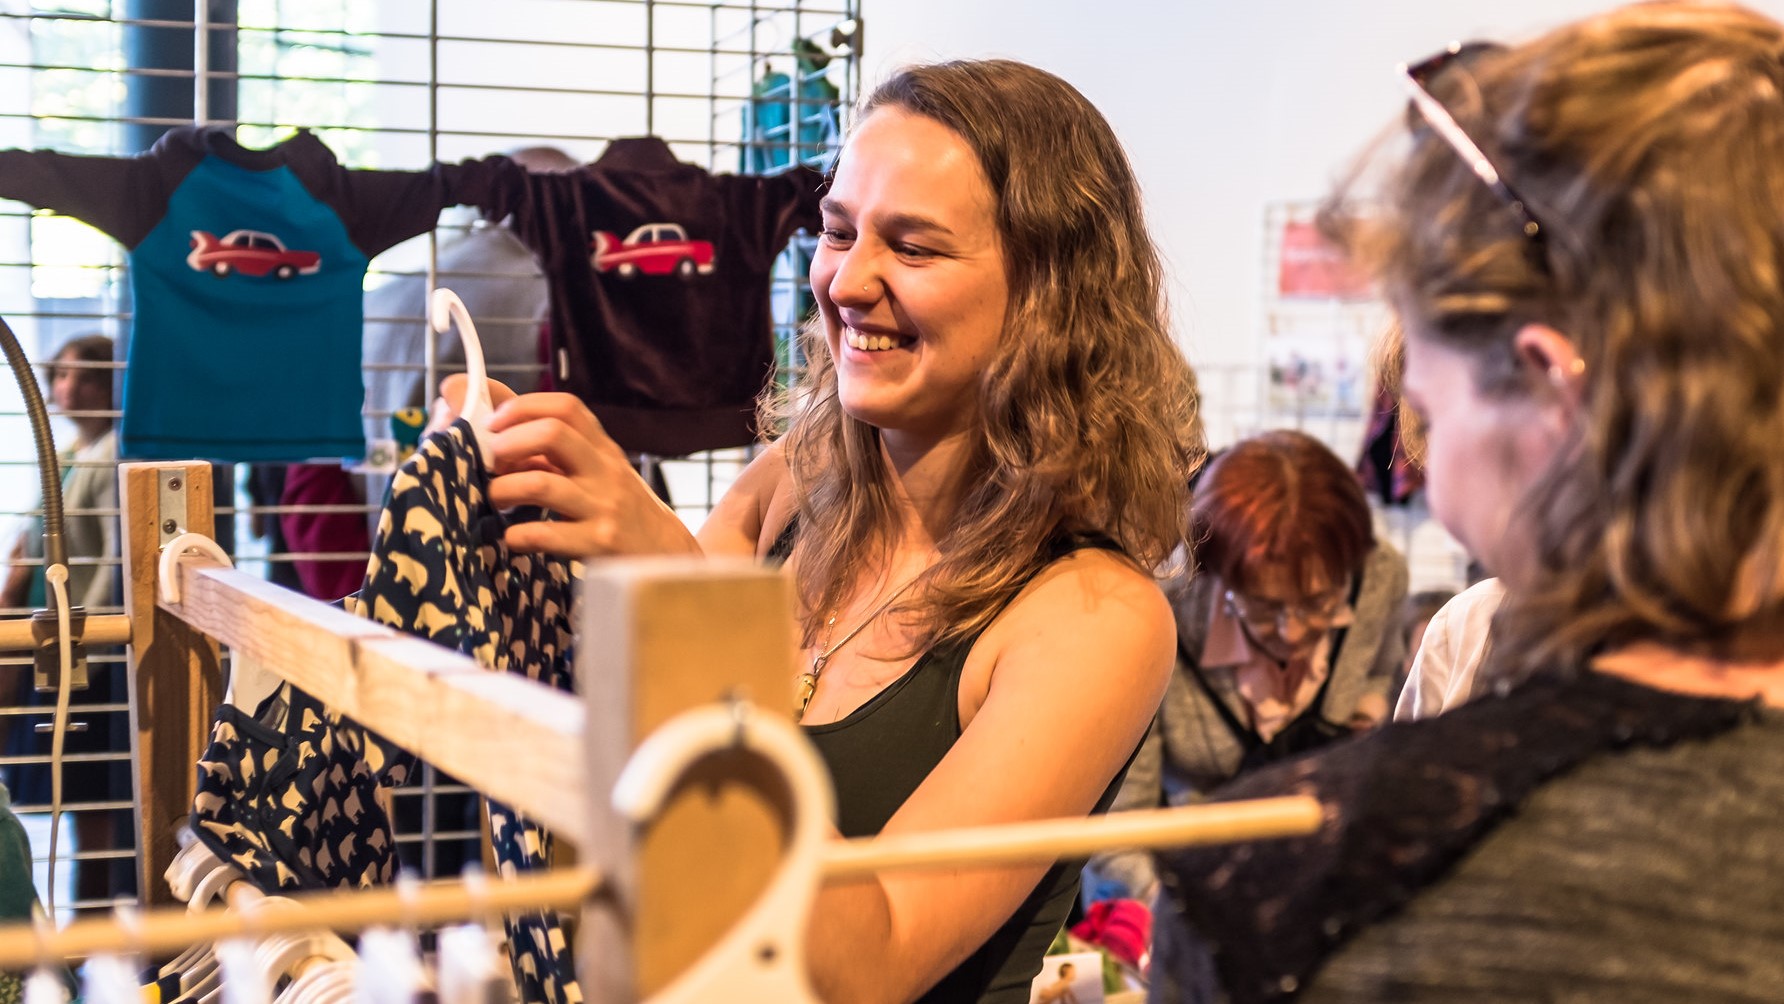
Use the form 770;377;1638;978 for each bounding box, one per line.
167;477;182;491
161;519;178;535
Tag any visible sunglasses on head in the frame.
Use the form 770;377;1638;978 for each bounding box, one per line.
1399;41;1547;249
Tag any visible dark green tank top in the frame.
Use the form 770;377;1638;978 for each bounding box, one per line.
783;525;1135;1003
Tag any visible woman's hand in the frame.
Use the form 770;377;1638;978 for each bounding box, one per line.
432;375;699;559
426;372;519;435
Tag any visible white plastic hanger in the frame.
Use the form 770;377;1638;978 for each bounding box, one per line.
80;952;139;1004
216;937;272;1004
279;960;355;1004
435;921;503;1004
22;966;66;1004
158;532;283;713
354;926;426;1004
429;287;495;460
157;531;232;606
611;700;832;1004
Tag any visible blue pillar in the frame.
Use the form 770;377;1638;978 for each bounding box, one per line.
123;0;237;154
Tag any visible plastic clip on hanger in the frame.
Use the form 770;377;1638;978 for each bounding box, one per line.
82;947;139;1004
22;967;65;1004
429;288;495;460
216;937;272;1004
437;869;504;1004
24;920;67;1004
611;700;832;1004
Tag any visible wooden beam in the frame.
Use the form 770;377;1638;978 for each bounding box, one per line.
0;866;603;968
0;792;1327;968
824;796;1324;877
119;462;222;907
0;614;131;653
577;558;799;1004
162;561;588;843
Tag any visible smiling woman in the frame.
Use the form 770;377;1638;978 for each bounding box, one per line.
452;57;1204;1004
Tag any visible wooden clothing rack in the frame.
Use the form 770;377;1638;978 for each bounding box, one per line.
0;460;1322;1000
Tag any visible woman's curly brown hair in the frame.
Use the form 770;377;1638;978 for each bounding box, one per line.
767;59;1205;650
1326;1;1784;676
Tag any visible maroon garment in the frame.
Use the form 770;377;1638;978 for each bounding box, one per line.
475;137;824;455
279;464;369;601
1355;386;1423;505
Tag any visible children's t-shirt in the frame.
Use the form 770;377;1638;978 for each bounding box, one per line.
0;126;513;460
476;137;824;455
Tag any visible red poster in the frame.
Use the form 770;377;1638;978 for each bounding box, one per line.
1277;220;1372;300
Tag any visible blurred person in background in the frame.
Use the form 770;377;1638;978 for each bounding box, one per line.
1085;429;1407;905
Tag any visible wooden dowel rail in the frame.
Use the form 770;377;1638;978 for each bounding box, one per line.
824;795;1324;879
0;796;1321;967
0;613;132;653
0;867;604;969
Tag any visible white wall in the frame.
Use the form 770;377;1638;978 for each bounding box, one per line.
859;0;1784;376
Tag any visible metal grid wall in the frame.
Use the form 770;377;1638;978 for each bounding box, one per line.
1252;199;1470;592
0;0;856;918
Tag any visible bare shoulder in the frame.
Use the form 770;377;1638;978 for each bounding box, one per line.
695;442;795;559
976;546;1176;697
1009;547;1173;641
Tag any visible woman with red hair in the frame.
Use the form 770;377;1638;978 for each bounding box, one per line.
1086;429;1407;903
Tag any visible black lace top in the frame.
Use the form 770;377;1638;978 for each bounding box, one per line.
1151;668;1778;1003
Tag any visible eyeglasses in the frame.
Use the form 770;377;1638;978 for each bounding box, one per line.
1399;41;1546;247
1223;585;1351;636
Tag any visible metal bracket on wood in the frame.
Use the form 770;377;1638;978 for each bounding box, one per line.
156;468;189;546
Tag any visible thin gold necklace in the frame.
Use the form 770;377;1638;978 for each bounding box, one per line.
796;576;922;722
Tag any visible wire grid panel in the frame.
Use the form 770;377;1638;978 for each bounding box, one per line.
1255;199;1470;589
0;0;855;916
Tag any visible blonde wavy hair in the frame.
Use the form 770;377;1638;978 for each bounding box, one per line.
768;59;1205;650
1329;2;1784;675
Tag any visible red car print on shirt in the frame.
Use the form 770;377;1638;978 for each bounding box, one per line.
187;229;323;279
590;223;716;277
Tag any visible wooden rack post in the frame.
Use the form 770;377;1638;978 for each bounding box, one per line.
577;558;799;1004
119;461;222;907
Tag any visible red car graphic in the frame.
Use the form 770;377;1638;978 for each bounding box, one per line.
590;223;716;277
187;229;322;279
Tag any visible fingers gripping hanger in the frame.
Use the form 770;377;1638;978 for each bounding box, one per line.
429;288;495;460
611;701;832;1004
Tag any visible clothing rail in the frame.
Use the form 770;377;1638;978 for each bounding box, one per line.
104;460;590;907
0;613;131;652
0;794;1322;969
59;459;1324;1001
158;561;588;839
0;868;601;969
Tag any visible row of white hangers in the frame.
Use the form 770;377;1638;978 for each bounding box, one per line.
158;839;507;1004
10;698;832;1004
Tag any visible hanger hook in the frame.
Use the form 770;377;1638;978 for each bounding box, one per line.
612;700;833;1003
430;287;494;457
158;531;233;605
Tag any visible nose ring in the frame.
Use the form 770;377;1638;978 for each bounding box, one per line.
861;284;869;293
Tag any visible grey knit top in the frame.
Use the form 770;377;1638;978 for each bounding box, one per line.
1151;670;1782;1004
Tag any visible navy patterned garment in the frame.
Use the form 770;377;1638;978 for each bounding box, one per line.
191;661;410;891
348;418;582;1004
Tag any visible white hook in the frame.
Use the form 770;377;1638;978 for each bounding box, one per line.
430;287;494;460
158;532;233;605
612;701;832;1004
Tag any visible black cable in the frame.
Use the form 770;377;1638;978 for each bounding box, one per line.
0;312;66;578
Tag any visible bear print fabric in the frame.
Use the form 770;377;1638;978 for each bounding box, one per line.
349;418;582;1004
190;676;407;892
